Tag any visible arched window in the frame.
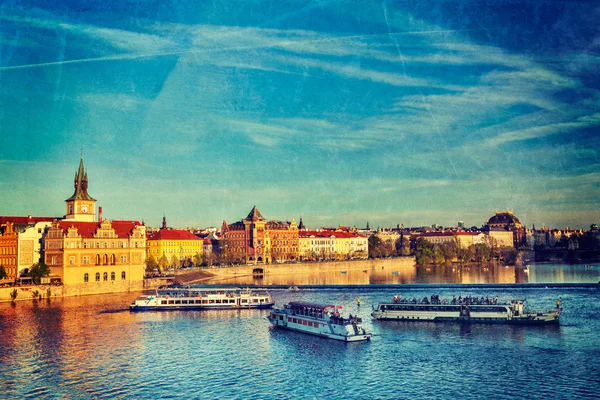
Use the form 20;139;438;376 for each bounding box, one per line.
121;271;126;280
111;272;115;281
95;254;101;265
84;273;89;282
103;272;108;281
95;272;100;282
111;254;116;265
103;254;108;265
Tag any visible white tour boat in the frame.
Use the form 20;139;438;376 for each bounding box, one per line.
268;301;371;342
129;286;274;311
371;296;561;325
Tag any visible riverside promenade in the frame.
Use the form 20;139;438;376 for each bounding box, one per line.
174;257;416;284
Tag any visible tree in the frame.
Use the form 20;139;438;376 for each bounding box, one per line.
440;241;458;264
471;244;491;263
415;238;435;265
29;262;51;284
500;246;518;265
368;235;383;258
145;255;158;274
0;265;7;280
158;255;170;270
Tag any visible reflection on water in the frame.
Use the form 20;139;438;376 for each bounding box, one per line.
209;262;599;286
2;288;598;399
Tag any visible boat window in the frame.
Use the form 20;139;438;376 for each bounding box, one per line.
168;300;174;304
175;300;181;304
195;300;201;304
182;300;188;304
161;301;167;305
216;300;222;304
202;300;208;304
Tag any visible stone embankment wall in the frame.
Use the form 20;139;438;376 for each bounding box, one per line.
186;257;415;281
0;280;145;303
0;285;64;303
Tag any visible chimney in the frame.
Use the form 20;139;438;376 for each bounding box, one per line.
98;206;103;222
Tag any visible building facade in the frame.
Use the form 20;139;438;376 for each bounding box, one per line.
298;229;368;260
147;217;204;268
221;206;299;264
0;216;57;281
43;158;147;294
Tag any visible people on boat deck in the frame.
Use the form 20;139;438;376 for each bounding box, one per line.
391;294;504;306
556;298;561;309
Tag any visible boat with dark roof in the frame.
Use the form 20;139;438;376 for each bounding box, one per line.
129;286;274;311
268;301;371;342
371;297;561;324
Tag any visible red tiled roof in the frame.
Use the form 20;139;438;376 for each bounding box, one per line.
299;230;366;239
147;229;202;241
58;220;141;239
0;216;59;225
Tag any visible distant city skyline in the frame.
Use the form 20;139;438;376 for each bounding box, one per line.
1;1;598;230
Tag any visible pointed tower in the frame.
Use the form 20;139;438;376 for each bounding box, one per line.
162;214;167;229
65;157;97;222
243;206;266;264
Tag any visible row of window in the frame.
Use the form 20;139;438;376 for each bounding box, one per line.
83;271;126;282
151;248;202;254
68;254;127;265
0;248;16;255
64;241;141;249
288;317;321;328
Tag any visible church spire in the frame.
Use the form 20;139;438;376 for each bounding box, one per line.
66;157;95;201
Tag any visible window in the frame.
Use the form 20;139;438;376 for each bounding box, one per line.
95;254;101;265
83;256;90;265
95;272;100;282
69;256;75;265
111;254;116;265
103;272;108;281
111;272;115;281
84;273;89;282
51;256;57;265
120;255;127;263
121;271;126;280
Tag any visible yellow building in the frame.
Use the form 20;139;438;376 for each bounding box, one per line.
298;229;368;261
43;158;147;295
147;217;204;268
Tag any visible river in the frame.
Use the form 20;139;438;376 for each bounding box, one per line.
207;261;600;286
1;268;599;399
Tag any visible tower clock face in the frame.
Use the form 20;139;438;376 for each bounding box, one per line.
81;205;88;213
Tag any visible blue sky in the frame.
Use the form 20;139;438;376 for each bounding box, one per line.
1;0;599;229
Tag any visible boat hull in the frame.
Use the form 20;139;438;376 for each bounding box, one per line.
371;301;561;325
269;323;371;342
130;303;274;311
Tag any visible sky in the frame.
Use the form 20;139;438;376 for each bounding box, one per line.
0;0;599;230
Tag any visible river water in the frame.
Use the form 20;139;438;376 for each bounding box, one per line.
1;265;599;399
211;262;600;286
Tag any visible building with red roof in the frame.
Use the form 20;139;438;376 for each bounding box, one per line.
221;206;299;264
146;217;204;268
41;158;147;294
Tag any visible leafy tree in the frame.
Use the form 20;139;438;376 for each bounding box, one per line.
0;265;7;280
368;235;383;258
433;245;445;265
29;262;51;284
415;238;435;265
501;246;518;265
471;244;491;263
145;255;158;273
158;255;170;270
440;241;458;263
